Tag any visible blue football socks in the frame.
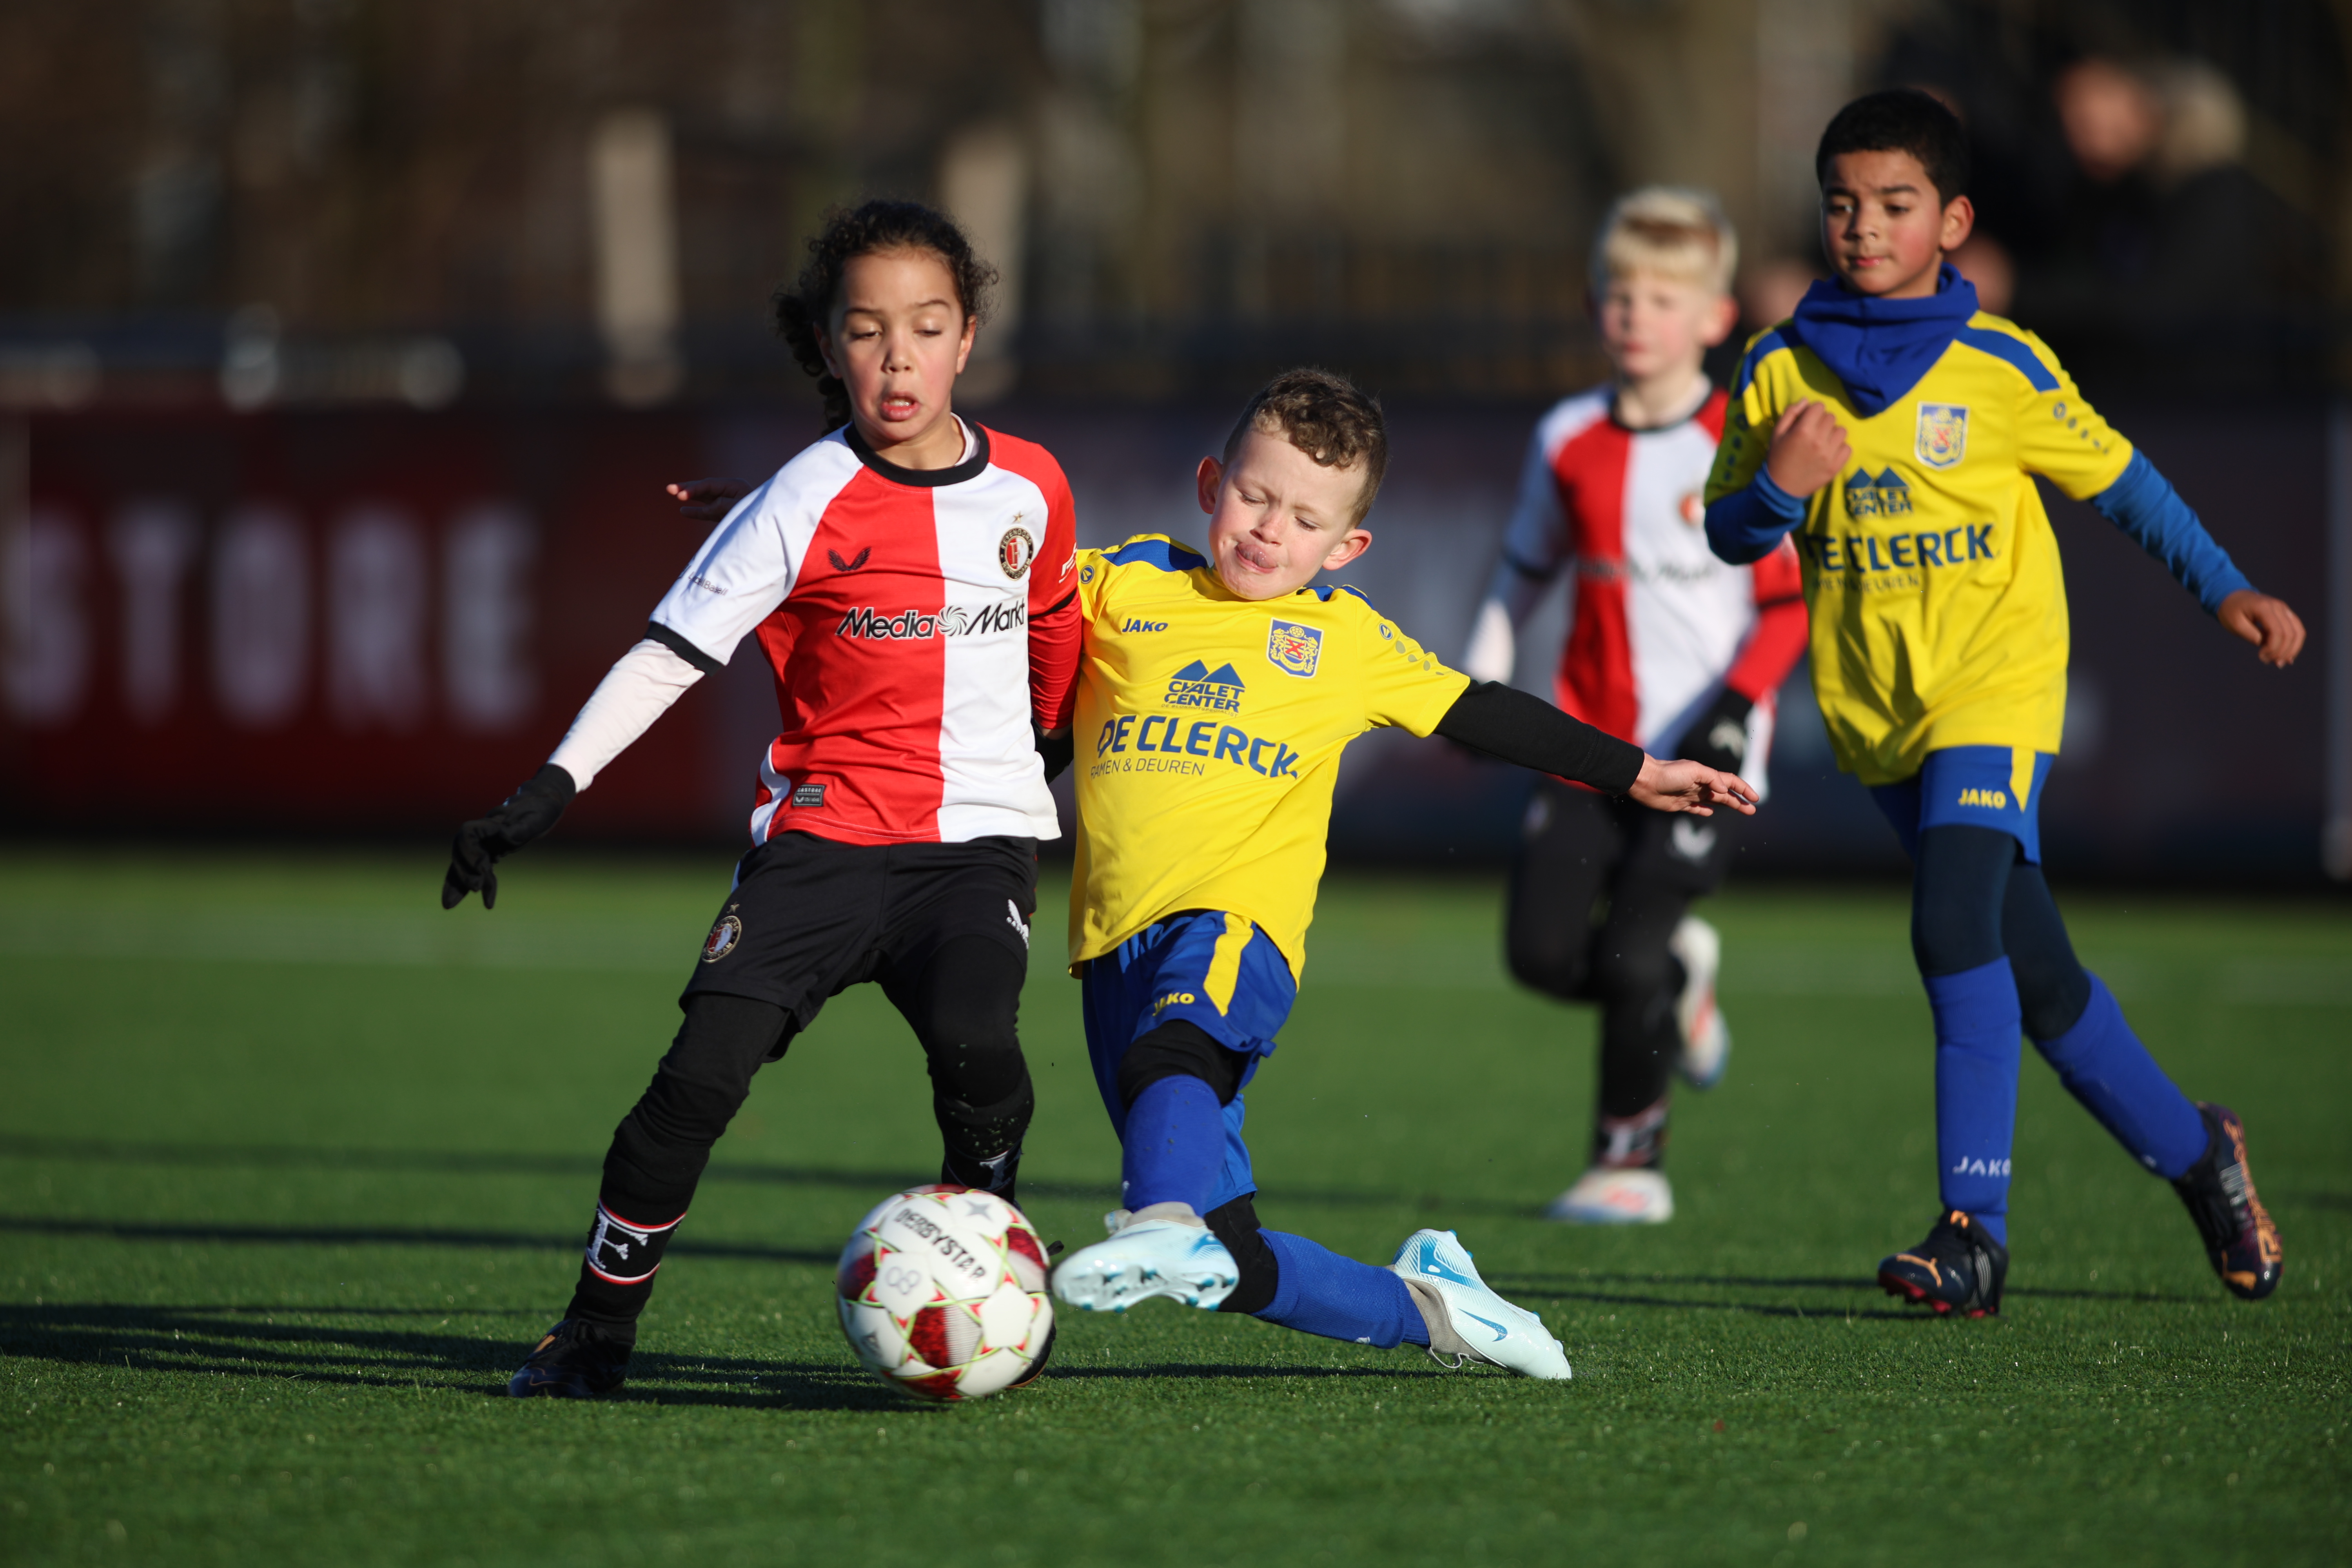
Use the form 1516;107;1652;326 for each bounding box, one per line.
1926;956;2023;1247
1255;1231;1429;1348
2032;973;2208;1180
1121;1074;1227;1214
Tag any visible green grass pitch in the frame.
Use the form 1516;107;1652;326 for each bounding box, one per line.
1;849;2346;1566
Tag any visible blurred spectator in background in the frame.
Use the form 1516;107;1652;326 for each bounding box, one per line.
2021;54;2323;386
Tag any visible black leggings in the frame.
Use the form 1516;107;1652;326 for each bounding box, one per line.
1911;825;2093;1042
568;936;1032;1334
1506;781;1730;1119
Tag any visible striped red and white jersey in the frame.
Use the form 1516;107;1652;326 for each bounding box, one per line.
1480;383;1806;787
648;421;1080;848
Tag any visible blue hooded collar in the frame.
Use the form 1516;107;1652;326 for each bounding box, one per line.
1784;264;1978;417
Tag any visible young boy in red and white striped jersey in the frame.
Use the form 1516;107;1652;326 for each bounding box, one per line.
440;201;1080;1398
1463;188;1808;1225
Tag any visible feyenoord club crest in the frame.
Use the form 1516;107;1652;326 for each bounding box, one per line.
702;915;742;964
1915;403;1968;469
1265;617;1323;678
998;525;1036;579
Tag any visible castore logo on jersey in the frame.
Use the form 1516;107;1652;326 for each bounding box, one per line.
826;547;872;572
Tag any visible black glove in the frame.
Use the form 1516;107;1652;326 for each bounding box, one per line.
1034;722;1074;785
441;763;576;910
1675;688;1755;776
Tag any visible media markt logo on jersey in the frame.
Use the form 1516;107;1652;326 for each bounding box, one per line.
1265;618;1322;678
1916;403;1968;469
1165;659;1244;713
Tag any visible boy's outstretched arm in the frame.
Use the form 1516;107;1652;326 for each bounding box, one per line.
1433;681;1757;817
2089;452;2305;668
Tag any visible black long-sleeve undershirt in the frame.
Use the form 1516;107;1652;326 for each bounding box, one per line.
1432;681;1646;795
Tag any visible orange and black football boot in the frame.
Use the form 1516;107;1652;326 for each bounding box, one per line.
2172;1103;2283;1301
508;1319;630;1398
1878;1209;2007;1317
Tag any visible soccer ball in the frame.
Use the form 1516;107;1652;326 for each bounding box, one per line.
835;1184;1054;1401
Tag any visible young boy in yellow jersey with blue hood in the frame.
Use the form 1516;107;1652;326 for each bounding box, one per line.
1706;90;2304;1316
1045;369;1755;1377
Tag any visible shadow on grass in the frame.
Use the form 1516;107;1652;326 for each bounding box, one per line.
0;1134;1536;1218
1490;1269;2210;1311
0;1214;835;1266
0;1302;1445;1406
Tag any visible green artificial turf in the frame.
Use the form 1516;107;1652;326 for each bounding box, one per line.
1;849;2345;1566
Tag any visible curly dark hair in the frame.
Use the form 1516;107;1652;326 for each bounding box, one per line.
772;200;998;433
1816;89;1971;205
1221;367;1388;524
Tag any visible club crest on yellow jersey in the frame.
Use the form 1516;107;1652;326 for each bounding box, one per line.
1916;403;1968;469
1266;618;1322;678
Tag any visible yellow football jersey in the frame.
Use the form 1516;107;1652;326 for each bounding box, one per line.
1704;314;2133;785
1068;536;1470;980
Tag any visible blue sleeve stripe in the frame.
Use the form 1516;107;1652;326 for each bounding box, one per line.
1308;582;1377;609
2090;449;2253;614
1954;327;2060;392
1731;330;1788;398
1103;537;1206;572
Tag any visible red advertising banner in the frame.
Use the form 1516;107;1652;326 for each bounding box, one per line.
3;410;739;837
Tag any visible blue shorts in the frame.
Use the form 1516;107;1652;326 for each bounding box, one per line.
1080;910;1298;1216
1869;745;2058;864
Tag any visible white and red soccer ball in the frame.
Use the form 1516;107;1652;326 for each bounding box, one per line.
835;1184;1053;1401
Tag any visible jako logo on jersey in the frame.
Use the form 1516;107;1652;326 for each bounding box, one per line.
1916;403;1968;468
826;546;871;572
1266;618;1322;677
1842;468;1915;518
702;915;742;963
1093;713;1299;777
1120;618;1169;633
999;525;1036;579
836;597;1026;640
1151;990;1197;1015
1956;787;2009;809
1949;1156;2011;1177
1164;660;1243;713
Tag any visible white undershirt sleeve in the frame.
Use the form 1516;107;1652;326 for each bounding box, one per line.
546;639;706;792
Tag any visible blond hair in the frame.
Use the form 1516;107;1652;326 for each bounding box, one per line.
1589;187;1738;297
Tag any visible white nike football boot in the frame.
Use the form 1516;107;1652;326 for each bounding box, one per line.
1050;1202;1239;1312
1670;915;1731;1090
1547;1165;1675;1225
1389;1229;1570;1380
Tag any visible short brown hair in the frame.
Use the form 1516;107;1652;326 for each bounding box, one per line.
1221;367;1388;524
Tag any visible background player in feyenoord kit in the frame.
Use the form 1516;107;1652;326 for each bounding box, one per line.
1463;189;1807;1226
1045;370;1756;1378
1706;92;2304;1317
441;202;1082;1398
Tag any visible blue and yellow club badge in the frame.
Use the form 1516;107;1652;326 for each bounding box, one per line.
1266;617;1323;678
1916;403;1968;469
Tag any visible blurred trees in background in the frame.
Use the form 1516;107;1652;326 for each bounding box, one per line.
0;0;2342;407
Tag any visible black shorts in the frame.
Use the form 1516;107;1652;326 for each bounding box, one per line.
682;831;1040;1027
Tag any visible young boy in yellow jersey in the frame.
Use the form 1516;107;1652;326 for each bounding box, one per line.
1045;369;1756;1377
1705;91;2304;1317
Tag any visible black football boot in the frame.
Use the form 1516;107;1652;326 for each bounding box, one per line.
2172;1103;2283;1302
1878;1209;2008;1318
507;1319;630;1398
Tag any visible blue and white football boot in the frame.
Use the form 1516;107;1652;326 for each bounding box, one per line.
1050;1202;1239;1313
1390;1229;1571;1380
1670;915;1731;1091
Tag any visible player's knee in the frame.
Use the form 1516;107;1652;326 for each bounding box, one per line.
905;937;1024;1054
630;993;791;1147
1116;1020;1247;1108
1506;925;1592;1000
2016;961;2093;1043
1588;941;1675;1007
